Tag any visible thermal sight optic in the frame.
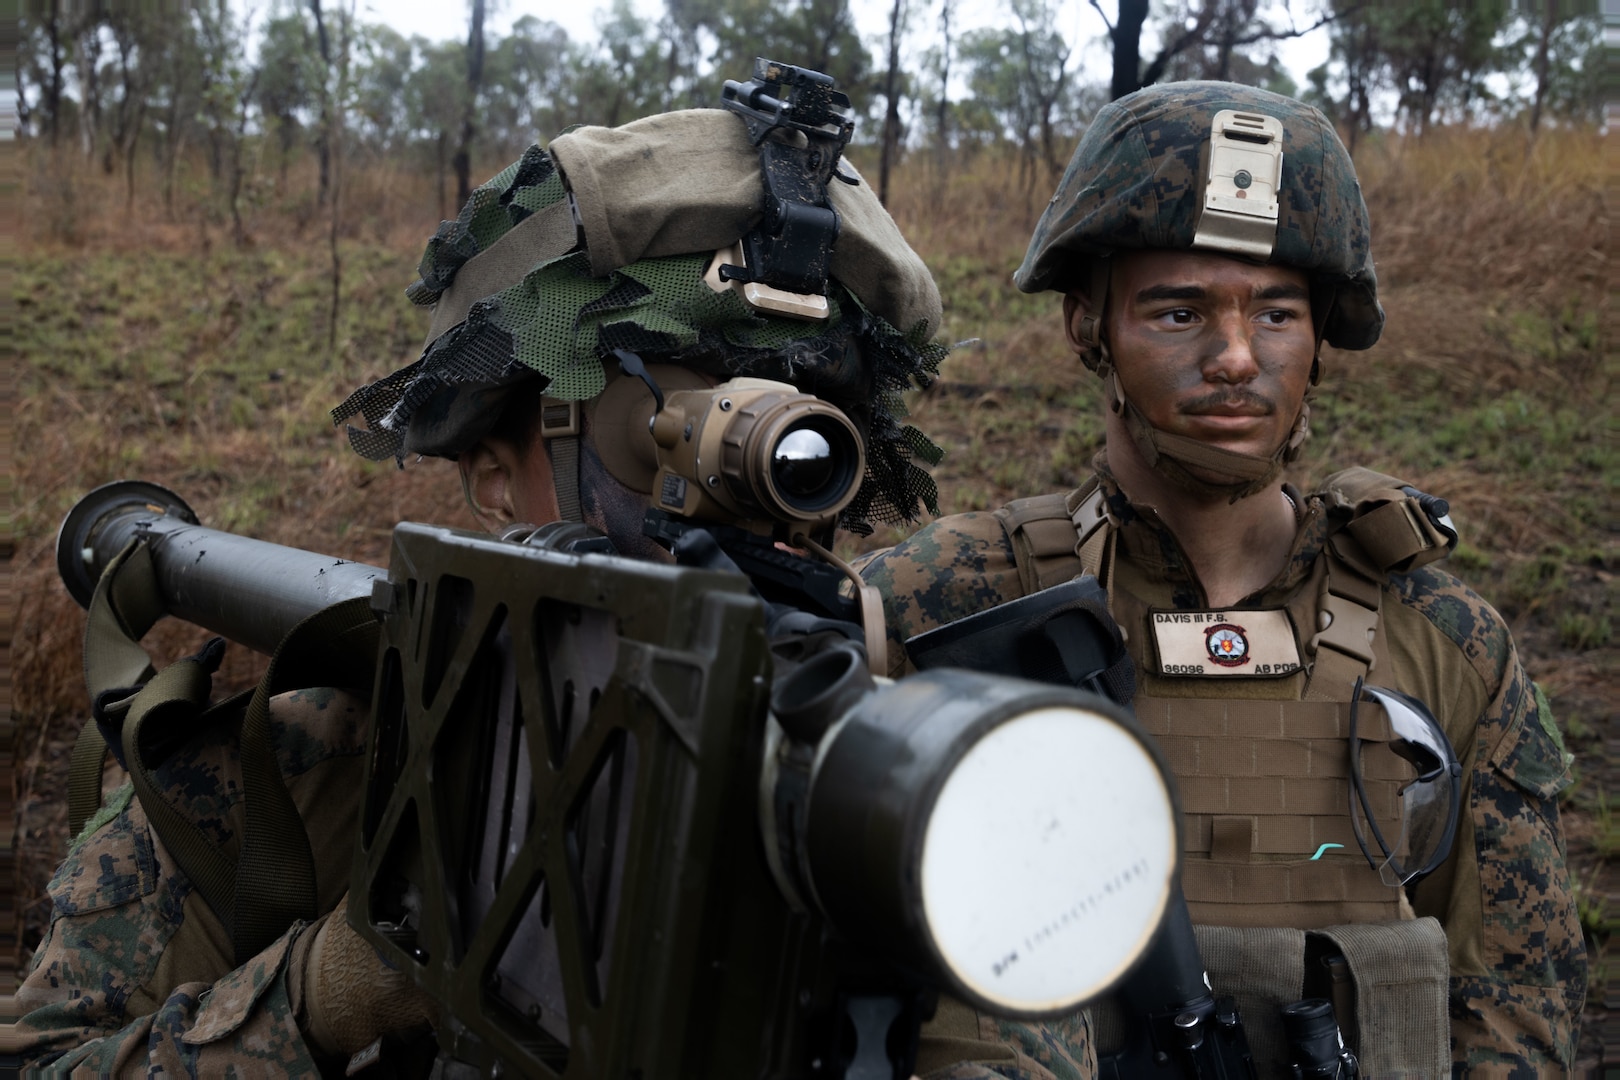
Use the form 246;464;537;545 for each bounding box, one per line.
649;377;866;536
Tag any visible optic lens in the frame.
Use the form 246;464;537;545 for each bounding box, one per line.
771;426;836;499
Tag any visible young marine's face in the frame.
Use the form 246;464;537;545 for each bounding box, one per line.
1073;249;1316;466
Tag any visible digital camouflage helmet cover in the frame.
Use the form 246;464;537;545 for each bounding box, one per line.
334;101;946;533
1017;81;1382;351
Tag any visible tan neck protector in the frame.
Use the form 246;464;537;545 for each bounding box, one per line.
1104;370;1309;504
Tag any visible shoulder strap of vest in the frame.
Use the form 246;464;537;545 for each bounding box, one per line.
1305;467;1457;697
1316;467;1457;574
993;477;1110;595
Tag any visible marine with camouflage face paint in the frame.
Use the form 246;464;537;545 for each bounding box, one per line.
12;103;956;1074
863;82;1585;1078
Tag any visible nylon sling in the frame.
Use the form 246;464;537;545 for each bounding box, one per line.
70;536;380;964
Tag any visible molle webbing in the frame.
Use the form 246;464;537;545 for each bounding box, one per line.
1134;695;1412;927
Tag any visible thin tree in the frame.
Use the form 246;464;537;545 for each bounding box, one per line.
935;0;953;158
1094;0;1340;100
41;0;68;145
878;0;907;205
326;1;356;361
1526;0;1555;132
74;10;104;161
453;0;487;207
309;0;333;208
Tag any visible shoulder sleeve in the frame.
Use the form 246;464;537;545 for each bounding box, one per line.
13;688;369;1074
859;512;1026;678
12;799;326;1075
1388;567;1586;1074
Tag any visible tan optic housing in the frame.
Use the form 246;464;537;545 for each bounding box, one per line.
649;378;866;534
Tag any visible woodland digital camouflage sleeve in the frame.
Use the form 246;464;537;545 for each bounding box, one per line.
1391;568;1588;1077
11;688;369;1076
857;511;1025;678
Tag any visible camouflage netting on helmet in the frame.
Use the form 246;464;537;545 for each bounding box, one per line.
333;140;946;533
1015;81;1383;351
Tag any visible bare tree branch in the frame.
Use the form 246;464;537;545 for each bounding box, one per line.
1087;0;1115;36
1139;3;1220;88
1228;9;1346;49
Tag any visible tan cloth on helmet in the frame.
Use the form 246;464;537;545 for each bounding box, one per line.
550;109;944;337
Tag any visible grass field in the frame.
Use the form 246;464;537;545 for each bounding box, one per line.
12;128;1614;1060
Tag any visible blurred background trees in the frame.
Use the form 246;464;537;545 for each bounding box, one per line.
17;0;1603;232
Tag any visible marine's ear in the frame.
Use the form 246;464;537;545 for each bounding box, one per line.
458;439;519;532
1062;291;1096;356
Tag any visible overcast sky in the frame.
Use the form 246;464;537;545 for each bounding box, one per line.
350;0;1332;92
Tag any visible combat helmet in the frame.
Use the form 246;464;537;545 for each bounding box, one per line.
333;62;945;535
1016;82;1382;499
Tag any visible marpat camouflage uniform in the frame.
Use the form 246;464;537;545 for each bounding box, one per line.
861;461;1587;1078
12;688;370;1074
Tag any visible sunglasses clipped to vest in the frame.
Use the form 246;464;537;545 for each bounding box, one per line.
1349;678;1463;887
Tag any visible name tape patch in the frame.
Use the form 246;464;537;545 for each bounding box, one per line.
1151;608;1300;678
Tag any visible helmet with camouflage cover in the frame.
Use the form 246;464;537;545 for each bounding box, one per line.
333;99;945;535
1016;81;1381;352
1014;81;1381;500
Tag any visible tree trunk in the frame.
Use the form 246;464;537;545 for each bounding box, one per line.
76;18;104;160
161;55;188;221
878;0;905;206
935;0;952;159
1110;0;1148;100
125;97;145;210
45;0;66;145
327;2;354;362
436;129;448;220
1528;0;1555;133
454;0;487;208
229;67;260;248
310;0;333;209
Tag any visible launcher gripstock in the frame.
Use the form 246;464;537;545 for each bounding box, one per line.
58;480;1183;1079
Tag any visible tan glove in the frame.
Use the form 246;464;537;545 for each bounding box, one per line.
296;893;435;1058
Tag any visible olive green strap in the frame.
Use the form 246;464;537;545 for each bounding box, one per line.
230;597;379;962
120;657;241;932
68;540;164;837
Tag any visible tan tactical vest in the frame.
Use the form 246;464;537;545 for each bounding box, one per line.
993;469;1458;1076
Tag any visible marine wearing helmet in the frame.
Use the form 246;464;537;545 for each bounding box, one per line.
863;81;1585;1078
12;69;968;1072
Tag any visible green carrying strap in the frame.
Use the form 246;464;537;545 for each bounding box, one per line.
68;540;164;838
70;537;381;964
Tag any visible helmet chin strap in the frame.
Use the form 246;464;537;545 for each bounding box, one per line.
1105;366;1310;504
